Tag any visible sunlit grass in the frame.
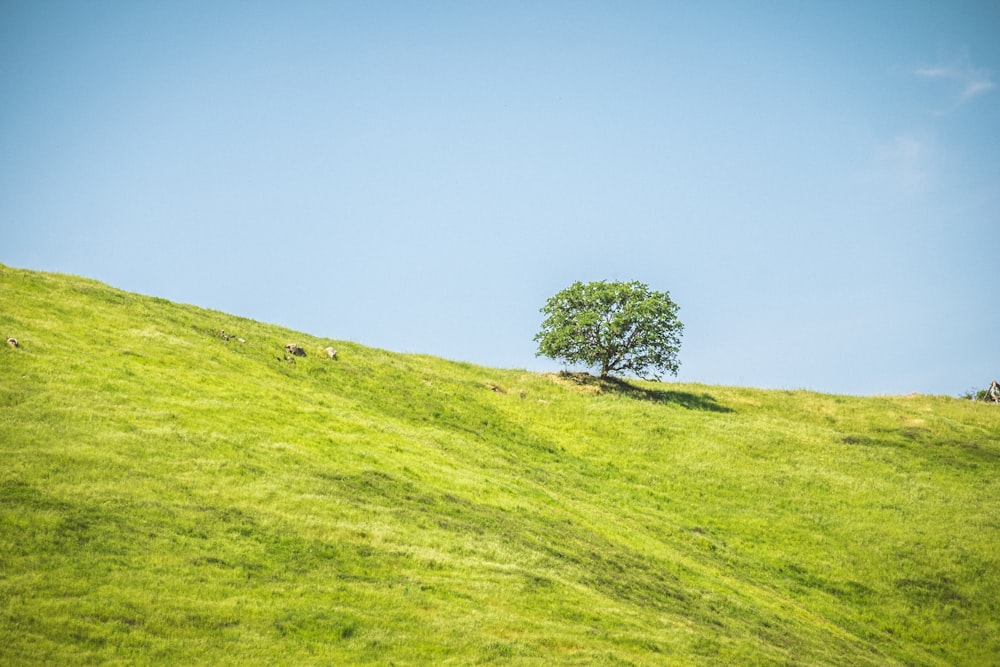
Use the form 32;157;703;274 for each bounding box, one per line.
1;263;998;665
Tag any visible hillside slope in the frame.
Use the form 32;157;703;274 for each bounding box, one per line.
1;264;998;666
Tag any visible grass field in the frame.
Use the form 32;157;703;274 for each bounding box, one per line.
1;263;998;665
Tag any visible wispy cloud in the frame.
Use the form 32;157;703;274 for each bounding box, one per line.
959;78;996;100
915;57;995;109
864;135;931;195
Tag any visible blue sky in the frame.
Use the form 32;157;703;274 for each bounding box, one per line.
2;1;998;396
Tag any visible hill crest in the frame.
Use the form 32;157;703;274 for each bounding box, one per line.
2;264;998;665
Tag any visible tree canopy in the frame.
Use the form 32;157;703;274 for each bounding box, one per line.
534;280;683;380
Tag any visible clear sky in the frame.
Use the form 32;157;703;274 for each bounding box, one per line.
2;1;998;396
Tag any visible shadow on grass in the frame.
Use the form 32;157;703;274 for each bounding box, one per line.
555;372;734;413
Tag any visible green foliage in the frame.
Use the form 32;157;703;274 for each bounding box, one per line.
2;264;1000;666
535;280;683;380
962;388;989;401
961;382;999;402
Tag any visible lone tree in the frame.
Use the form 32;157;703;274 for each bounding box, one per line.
535;280;683;380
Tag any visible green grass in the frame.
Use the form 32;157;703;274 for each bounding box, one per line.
1;263;998;665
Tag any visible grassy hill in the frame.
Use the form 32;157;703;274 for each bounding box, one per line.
1;263;998;666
